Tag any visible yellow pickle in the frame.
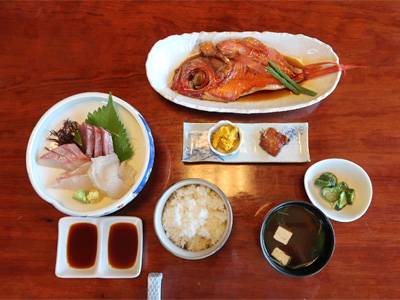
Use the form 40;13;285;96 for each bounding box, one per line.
211;125;240;152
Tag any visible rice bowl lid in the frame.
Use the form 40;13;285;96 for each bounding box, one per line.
154;178;233;260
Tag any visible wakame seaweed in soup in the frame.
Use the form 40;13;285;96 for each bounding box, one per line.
263;205;326;269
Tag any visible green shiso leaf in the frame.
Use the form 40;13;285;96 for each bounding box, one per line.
85;92;133;162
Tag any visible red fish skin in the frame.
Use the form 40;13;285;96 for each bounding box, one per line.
217;37;295;75
204;61;282;102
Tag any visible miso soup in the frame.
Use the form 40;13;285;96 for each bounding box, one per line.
262;205;326;269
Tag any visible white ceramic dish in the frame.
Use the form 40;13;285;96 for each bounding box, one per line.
26;92;154;217
304;159;373;222
56;216;143;278
183;122;309;163
146;31;341;114
207;120;243;157
154;179;233;260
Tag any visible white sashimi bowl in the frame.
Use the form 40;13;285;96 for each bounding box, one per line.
146;31;341;114
26;92;155;217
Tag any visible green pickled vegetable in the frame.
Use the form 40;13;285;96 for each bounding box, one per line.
334;191;348;210
315;172;338;187
321;186;341;202
338;181;349;191
314;172;355;211
346;189;355;205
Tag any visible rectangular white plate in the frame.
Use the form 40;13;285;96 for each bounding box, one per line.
56;216;143;278
182;122;310;163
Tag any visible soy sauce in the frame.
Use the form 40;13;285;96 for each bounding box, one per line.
67;223;98;269
263;205;325;269
108;222;138;269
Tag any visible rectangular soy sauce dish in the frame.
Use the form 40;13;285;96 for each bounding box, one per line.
56;216;143;278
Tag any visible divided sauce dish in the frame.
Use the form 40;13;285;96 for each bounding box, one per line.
56;216;143;278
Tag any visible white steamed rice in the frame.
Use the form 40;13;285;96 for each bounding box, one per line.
162;184;228;251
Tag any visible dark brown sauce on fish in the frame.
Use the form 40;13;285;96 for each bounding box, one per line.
263;205;325;269
108;222;138;269
67;223;98;269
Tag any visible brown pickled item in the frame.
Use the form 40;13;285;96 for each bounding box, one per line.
108;222;138;269
67;223;98;269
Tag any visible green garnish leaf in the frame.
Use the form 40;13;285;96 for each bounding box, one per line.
85;92;133;162
73;130;84;152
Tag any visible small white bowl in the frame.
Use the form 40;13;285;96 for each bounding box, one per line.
154;179;233;260
26;92;155;217
207;120;243;156
304;158;373;222
56;216;143;278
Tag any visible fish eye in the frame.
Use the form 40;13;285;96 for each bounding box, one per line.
189;71;207;90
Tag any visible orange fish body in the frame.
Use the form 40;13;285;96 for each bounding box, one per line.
171;37;359;102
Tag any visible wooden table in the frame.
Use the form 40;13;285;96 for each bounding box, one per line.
1;1;399;299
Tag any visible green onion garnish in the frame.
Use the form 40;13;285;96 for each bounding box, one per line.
267;61;317;97
265;65;300;95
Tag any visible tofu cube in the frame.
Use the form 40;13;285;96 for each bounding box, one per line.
273;226;293;245
271;247;291;266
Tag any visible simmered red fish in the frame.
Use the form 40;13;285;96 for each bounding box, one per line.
171;37;359;102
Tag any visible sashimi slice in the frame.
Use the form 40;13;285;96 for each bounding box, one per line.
38;143;90;171
52;162;94;191
100;127;114;156
79;122;95;158
93;126;103;157
79;122;115;158
119;161;137;187
88;153;132;199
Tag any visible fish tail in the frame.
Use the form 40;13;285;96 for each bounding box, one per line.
302;62;365;79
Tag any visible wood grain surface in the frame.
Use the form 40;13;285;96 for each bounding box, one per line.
0;1;399;299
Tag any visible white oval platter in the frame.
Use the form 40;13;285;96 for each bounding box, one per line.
26;92;155;217
146;31;341;114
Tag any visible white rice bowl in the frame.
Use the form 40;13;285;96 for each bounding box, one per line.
154;179;233;260
162;184;227;251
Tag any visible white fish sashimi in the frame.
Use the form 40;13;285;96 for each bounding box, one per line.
119;161;137;187
52;152;136;199
52;162;94;191
88;153;134;199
